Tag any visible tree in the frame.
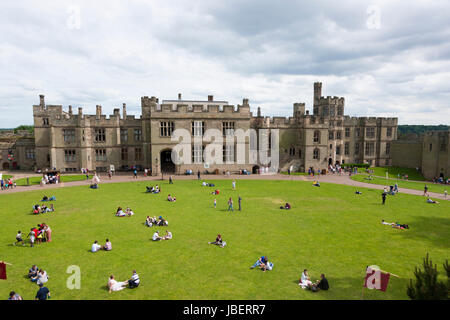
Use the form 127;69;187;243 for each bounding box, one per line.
407;254;449;300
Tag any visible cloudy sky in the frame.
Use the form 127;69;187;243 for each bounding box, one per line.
0;0;449;127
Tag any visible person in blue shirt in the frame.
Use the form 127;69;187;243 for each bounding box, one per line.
35;283;50;300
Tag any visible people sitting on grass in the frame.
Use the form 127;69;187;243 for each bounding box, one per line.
152;231;162;241
393;222;409;230
41;195;56;202
8;291;23;300
145;216;153;227
250;256;268;270
260;260;274;272
108;275;128;293
116;207;126;217
36;269;49;286
299;269;313;289
102;239;112;251
91;240;101;252
355;190;362;194
427;198;439;204
209;234;226;248
309;274;329;292
28;265;39;280
154;185;160;193
162;230;172;240
211;189;220;195
202;181;216;187
34;203;54;214
125;207;134;216
128;270;140;289
14;230;25;246
280;202;291;210
167;194;176;202
312;180;320;187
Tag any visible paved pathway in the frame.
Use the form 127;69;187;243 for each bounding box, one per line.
0;171;448;201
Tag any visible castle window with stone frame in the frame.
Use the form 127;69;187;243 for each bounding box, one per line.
313;131;321;143
26;148;35;159
95;149;107;161
356;128;361;137
192;144;204;164
134;129;142;142
120;129;128;143
94;128;106;142
386;127;392;137
336;131;342;140
386;142;391;155
64;149;76;162
223;144;235;163
313;148;320;160
329;131;334;140
289;146;295;156
121;148;128;161
366;127;375;138
135;147;142;161
345;127;350;138
440;141;446;152
42;118;49;126
355;143;360;155
336;145;341;155
337;106;343;116
160;121;174;137
330;106;335;117
222;122;235;136
345;142;350;155
365;142;375;156
192;121;205;137
336;120;342;127
63;129;75;143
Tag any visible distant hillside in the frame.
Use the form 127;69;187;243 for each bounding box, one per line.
0;125;34;134
398;125;448;139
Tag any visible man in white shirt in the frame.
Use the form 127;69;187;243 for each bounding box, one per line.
152;231;161;241
163;230;172;240
91;240;101;252
128;270;140;288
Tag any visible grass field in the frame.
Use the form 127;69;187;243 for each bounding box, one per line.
14;174;93;186
0;179;448;300
351;174;449;195
367;167;425;181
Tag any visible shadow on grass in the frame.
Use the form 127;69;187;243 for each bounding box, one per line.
391;215;450;249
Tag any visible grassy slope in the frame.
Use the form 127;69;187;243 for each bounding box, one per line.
351;174;448;195
368;167;425;181
14;175;93;186
0;179;448;300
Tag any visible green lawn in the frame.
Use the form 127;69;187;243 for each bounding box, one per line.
0;179;448;300
351;174;449;195
1;174;12;180
15;174;93;186
366;167;425;181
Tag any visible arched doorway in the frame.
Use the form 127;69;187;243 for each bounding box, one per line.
2;162;9;170
252;165;260;174
160;149;175;173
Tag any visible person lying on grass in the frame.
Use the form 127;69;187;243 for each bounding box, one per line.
299;269;313;289
209;234;226;248
381;220;394;225
427;198;439;204
108;275;128;293
211;189;220;195
162;230;172;240
146;186;155;193
280;202;291;210
355;190;362;194
250;256;268;269
392;223;409;230
312;180;320;187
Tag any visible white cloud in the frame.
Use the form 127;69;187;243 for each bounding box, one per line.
0;0;449;127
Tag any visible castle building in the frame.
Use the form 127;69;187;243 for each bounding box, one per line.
2;83;398;174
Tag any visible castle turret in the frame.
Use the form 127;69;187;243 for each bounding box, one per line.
68;105;73;115
122;103;127;118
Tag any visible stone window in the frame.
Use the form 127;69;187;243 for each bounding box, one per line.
64;149;76;162
337;106;343;116
313;131;321;143
345;127;350;138
192;144;203;164
121;148;128;161
329;131;334;140
366;127;375;138
42;118;49;126
222;122;235;136
440;141;446;152
345;142;350;155
356;128;361;137
223;144;234;163
94;129;106;142
63;129;76;143
134;129;142;142
26;149;35;159
135;147;142;161
160;122;174;137
289;147;295;156
355;143;360;155
336;131;342;139
120;129;128;142
365;142;375;156
95;149;107;161
387;127;392;137
336;120;342;127
192;121;205;136
313;148;320;160
336;145;341;155
429;143;432;152
386;142;391;155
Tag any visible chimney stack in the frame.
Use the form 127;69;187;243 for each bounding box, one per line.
178;93;182;100
78;107;83;116
242;98;249;106
208;95;213;102
122;103;127;119
96;105;102;119
68;105;73;115
257;107;261;117
39;94;45;108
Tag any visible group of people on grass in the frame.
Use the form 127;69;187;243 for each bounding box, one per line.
107;271;140;293
145;216;168;227
250;256;274;272
299;269;329;292
208;234;226;248
91;239;112;252
115;207;134;217
28;265;49;286
381;220;409;229
15;223;52;247
146;185;160;193
32;203;54;214
0;177;15;190
167;194;176;202
152;230;172;241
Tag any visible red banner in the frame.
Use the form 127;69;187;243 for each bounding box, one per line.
0;262;7;280
363;267;390;292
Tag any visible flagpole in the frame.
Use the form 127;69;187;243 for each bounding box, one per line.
1;261;13;265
